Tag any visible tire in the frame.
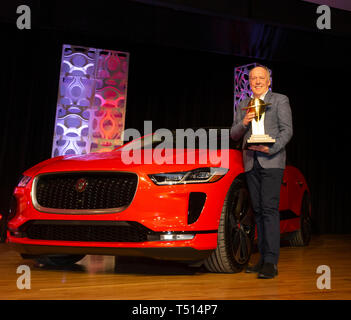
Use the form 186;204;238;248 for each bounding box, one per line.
289;192;312;247
204;175;255;273
35;255;85;267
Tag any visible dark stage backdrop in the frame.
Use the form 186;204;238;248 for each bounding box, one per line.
0;0;350;236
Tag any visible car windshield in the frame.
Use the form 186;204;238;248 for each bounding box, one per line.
120;128;241;151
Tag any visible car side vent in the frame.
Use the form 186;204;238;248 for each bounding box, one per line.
188;192;207;225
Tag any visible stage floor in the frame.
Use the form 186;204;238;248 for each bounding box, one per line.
0;235;350;300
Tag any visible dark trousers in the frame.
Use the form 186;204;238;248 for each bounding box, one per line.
246;157;284;265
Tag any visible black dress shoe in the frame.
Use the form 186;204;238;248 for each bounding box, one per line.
245;261;264;273
258;263;278;279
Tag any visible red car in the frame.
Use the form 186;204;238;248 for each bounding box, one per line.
6;129;311;273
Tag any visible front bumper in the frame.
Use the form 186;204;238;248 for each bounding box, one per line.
9;243;214;261
7;167;239;260
7;219;218;261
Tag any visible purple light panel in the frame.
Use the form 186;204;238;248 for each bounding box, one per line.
52;45;129;157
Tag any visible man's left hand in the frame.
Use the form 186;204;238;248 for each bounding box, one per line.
248;145;270;153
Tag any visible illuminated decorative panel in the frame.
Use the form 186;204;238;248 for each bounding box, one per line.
52;104;91;156
234;63;272;118
90;50;129;153
52;45;129;157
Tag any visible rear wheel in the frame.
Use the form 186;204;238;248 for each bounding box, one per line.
289;192;312;247
204;175;254;273
34;255;85;267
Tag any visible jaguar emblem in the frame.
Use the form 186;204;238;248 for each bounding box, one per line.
75;178;88;193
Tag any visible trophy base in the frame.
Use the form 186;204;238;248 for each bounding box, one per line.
247;135;276;144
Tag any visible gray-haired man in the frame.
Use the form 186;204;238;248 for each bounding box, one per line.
230;65;293;279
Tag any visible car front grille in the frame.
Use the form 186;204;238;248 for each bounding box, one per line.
21;221;150;242
33;172;138;212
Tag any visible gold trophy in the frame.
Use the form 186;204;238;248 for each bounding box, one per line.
242;98;275;144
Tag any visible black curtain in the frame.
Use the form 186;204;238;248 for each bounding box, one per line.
0;0;350;236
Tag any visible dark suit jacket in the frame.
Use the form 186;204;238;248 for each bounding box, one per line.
230;91;293;171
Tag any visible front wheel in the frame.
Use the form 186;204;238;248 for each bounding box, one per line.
204;175;255;273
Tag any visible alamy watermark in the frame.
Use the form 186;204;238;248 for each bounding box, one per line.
15;4;332;31
14;263;332;291
120;121;230;167
316;265;331;290
16;265;31;290
316;5;331;30
16;5;31;30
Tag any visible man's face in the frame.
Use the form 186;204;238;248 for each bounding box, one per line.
249;67;271;98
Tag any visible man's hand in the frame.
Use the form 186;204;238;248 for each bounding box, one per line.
248;145;270;154
243;111;256;127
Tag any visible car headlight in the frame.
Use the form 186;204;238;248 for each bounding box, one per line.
148;167;228;185
17;175;32;187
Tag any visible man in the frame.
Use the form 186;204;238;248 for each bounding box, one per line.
230;65;293;279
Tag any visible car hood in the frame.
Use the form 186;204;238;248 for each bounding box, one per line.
24;148;240;176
